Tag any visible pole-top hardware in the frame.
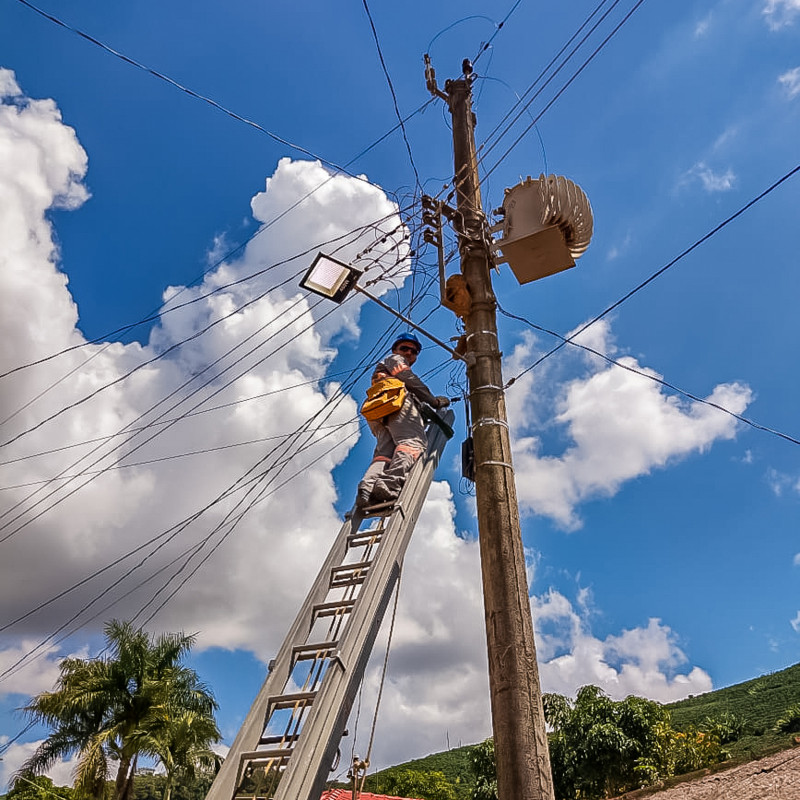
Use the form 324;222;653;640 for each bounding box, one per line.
424;54;448;100
419;196;473;319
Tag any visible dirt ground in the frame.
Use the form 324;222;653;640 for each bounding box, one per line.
628;748;800;799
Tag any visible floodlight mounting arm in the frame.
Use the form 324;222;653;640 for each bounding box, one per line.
353;284;473;366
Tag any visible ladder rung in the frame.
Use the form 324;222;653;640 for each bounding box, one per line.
330;562;371;587
363;500;404;518
329;573;367;588
259;733;300;747
267;690;317;710
291;641;339;660
331;560;372;575
312;599;356;619
239;747;293;765
348;529;385;547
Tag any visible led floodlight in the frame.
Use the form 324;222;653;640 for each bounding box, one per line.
300;253;363;304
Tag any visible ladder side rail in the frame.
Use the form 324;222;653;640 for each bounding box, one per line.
205;514;360;800
273;410;454;800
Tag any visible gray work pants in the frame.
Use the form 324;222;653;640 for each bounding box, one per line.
358;395;427;501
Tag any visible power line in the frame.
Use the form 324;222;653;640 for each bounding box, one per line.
474;0;620;160
130;302;448;630
472;0;523;66
0;269;310;452
0;272;439;628
498;305;800;448
481;0;648;181
13;0;381;188
0;209;411;449
361;0;421;190
0;423;353;490
0;294;337;542
0;278;444;679
0;204;411;382
0;211;439;547
427;15;496;56
0;409;361;681
0;373;361;469
503;161;800;389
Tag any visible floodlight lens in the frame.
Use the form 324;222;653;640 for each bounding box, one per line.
305;257;349;297
300;253;362;303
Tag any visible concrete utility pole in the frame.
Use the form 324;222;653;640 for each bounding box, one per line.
439;67;555;800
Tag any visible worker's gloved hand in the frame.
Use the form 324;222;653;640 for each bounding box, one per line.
434;396;450;408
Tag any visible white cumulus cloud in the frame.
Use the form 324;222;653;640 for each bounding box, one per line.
506;322;752;529
533;590;712;702
0;71;405;685
0;738;80;791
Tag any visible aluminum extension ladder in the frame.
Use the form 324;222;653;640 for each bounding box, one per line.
206;408;455;800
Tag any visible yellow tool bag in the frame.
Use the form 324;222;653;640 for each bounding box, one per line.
360;377;407;421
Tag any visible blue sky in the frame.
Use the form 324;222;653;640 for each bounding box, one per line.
1;0;799;785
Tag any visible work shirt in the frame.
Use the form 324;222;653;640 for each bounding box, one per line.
373;353;438;408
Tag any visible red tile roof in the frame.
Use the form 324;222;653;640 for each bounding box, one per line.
320;790;422;800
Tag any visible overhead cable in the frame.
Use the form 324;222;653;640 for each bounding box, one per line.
0;211;409;447
14;0;378;187
481;0;648;181
498;305;800;448
0;204;412;382
361;0;422;190
476;0;620;159
0;281;438;676
504;163;800;383
0;294;336;542
0;273;434;623
472;0;523;67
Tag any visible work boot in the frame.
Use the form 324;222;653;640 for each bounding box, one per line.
355;489;372;509
369;483;397;505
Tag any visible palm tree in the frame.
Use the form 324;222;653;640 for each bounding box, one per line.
156;710;222;800
20;620;220;800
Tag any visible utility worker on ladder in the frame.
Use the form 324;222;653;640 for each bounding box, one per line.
357;333;450;509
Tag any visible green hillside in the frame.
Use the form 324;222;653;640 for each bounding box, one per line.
360;744;477;798
665;661;800;761
366;661;800;795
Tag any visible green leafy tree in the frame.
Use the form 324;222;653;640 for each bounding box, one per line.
775;703;800;734
544;686;670;798
701;712;744;744
4;775;73;800
378;768;458;800
469;739;496;800
20;621;220;800
156;711;221;800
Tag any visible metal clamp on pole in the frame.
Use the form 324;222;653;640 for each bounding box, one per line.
476;460;515;471
469;384;504;394
472;417;510;431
